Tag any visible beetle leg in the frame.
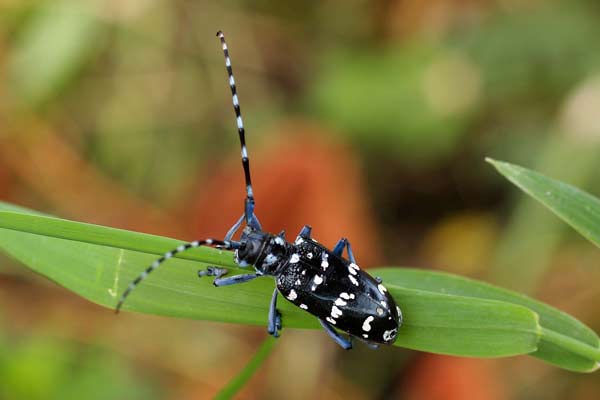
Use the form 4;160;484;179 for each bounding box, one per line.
268;288;282;337
198;266;229;279
345;240;356;264
298;225;312;239
211;272;260;287
318;318;352;350
332;238;356;264
224;214;245;241
332;238;346;256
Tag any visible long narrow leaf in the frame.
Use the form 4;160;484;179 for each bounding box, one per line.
0;203;597;370
377;268;600;372
487;158;600;248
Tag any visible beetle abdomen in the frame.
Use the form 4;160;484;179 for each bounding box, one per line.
276;238;401;344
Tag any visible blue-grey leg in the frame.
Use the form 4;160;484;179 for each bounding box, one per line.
198;266;229;279
199;268;259;287
319;318;352;350
225;214;245;241
298;225;312;239
268;288;282;337
332;238;356;264
214;273;259;287
345;240;356;264
332;238;347;257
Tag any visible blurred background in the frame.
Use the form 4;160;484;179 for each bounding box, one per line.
1;0;600;398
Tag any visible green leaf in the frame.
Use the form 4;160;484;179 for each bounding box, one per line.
377;269;600;372
8;1;105;107
487;158;600;248
0;202;597;371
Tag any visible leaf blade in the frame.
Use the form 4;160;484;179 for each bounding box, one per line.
0;207;542;359
487;158;600;248
376;268;600;372
4;205;600;367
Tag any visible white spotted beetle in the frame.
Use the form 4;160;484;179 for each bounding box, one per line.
116;31;402;349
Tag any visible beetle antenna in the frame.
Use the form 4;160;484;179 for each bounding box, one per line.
216;30;258;228
115;238;239;313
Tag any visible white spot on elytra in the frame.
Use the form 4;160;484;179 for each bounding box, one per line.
376;307;384;316
287;289;298;301
331;305;343;318
335;298;347;307
326;317;336;325
378;284;387;295
321;253;329;270
290;254;300;264
340;292;350;300
307;252;313;259
348;265;358;275
295;279;301;286
383;328;397;342
274;236;285;246
311;275;324;291
362;316;374;332
301;270;306;275
350;293;355;299
300;304;308;310
349;275;359;286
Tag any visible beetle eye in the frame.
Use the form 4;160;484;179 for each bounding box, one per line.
376;307;384;316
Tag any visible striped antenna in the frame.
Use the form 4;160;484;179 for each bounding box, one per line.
115;238;235;312
217;30;256;225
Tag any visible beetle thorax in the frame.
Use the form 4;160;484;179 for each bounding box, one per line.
235;227;290;275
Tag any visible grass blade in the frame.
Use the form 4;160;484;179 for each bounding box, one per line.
487;158;600;248
376;268;600;372
0;202;597;369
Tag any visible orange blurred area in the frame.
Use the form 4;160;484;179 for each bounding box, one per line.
1;0;600;399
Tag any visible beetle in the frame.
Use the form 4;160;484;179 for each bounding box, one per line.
116;30;402;349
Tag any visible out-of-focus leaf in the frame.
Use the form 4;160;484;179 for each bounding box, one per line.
487;158;600;249
309;44;479;164
8;0;105;107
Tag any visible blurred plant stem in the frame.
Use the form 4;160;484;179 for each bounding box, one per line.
489;134;600;293
214;337;277;400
